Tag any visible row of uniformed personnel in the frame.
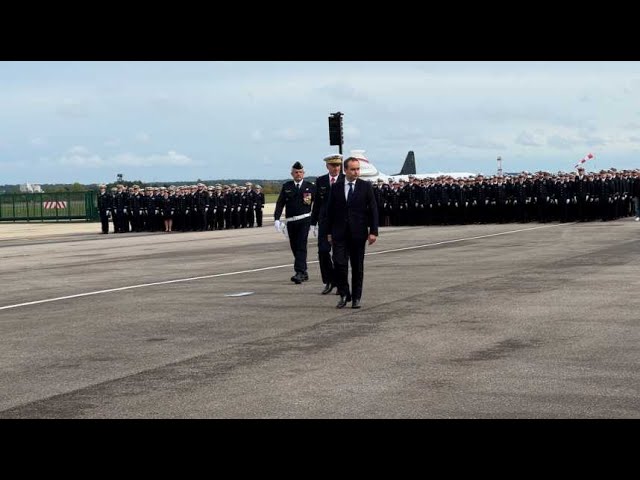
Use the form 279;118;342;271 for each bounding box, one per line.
373;168;640;226
96;182;265;234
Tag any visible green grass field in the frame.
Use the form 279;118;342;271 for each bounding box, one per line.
265;193;278;203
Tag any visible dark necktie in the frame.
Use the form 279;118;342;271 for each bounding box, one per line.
296;183;300;191
330;176;336;186
347;182;353;202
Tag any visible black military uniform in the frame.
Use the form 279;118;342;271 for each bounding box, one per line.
97;185;111;234
254;186;265;227
274;161;316;284
310;154;344;294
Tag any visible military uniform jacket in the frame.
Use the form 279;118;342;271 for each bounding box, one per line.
311;173;344;226
274;180;315;220
97;192;111;212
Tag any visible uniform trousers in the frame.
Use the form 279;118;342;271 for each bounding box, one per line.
287;217;311;275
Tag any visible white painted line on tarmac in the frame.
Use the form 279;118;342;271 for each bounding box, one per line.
367;222;572;256
0;222;573;312
0;264;292;312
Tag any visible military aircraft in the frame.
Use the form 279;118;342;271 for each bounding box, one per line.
351;150;477;182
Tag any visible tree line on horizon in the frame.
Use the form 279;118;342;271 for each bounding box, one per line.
1;178;317;195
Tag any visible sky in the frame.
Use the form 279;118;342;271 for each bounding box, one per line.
1;61;640;184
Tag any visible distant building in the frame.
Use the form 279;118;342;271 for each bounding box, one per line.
19;183;44;193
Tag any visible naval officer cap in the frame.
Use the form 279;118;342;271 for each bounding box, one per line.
323;154;343;165
292;161;304;170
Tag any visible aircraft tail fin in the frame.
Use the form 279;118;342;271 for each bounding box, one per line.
393;151;416;175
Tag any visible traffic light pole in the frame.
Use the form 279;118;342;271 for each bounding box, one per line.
329;111;344;172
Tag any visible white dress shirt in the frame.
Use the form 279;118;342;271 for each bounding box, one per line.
344;179;356;201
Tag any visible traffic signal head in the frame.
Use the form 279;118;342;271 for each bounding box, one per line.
328;114;343;146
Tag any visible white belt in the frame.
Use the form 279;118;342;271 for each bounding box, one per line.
283;213;311;223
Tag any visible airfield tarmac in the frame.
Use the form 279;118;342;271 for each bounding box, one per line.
0;216;639;418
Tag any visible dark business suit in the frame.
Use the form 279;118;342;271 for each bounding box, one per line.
326;178;379;302
310;173;344;286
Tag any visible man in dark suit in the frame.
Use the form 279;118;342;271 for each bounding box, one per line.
310;154;344;295
326;156;379;309
274;161;316;284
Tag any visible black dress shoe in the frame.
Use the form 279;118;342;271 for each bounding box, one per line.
291;274;303;284
321;283;335;295
336;295;348;309
351;299;361;309
302;272;309;282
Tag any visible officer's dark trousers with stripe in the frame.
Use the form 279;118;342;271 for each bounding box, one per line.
317;222;334;285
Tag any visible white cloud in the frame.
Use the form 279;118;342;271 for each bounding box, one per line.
104;138;121;147
455;137;506;150
30;137;46;147
316;82;369;102
0;160;24;169
111;151;197;167
251;129;264;142
56;99;88;118
581;134;608;147
547;134;581;149
135;132;151;143
58;146;104;167
68;145;91;155
385;126;424;142
345;125;361;139
274;127;306;142
56;147;197;169
516;131;545;147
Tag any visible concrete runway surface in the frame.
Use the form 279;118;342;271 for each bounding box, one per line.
1;218;639;418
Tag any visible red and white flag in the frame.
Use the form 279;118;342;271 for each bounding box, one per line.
574;153;594;169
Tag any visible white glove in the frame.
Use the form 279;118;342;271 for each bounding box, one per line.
312;225;318;237
274;220;282;232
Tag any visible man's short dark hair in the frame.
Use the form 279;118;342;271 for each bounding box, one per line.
344;157;359;170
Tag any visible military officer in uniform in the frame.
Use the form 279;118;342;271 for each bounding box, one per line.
97;184;111;234
274;161;316;284
254;184;265;227
310;153;344;294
